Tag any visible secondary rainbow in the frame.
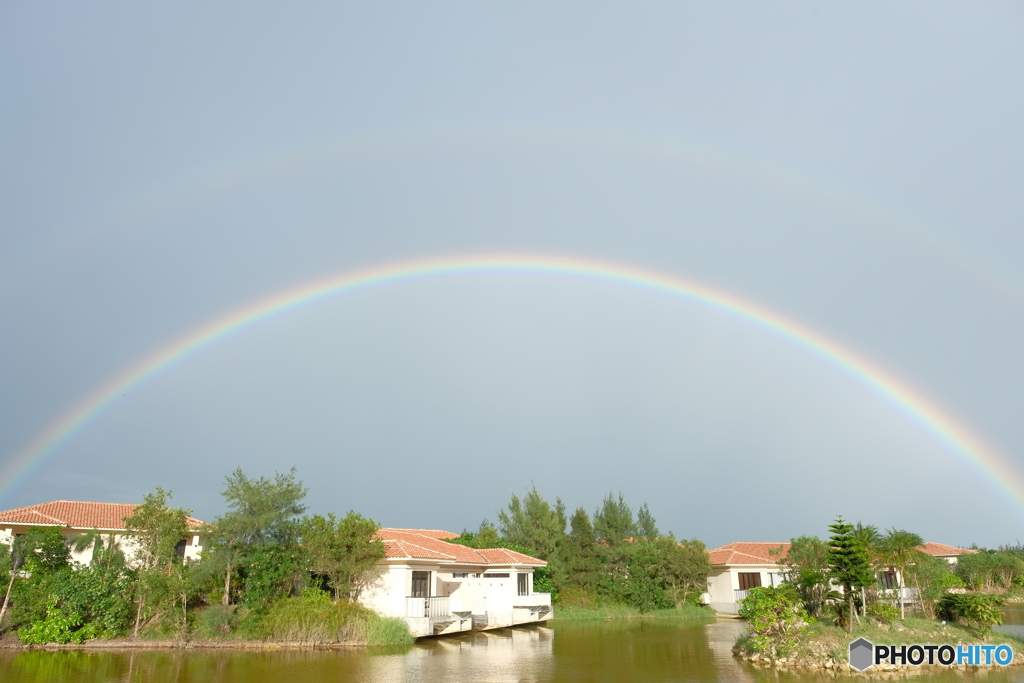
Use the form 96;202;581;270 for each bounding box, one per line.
3;253;1022;515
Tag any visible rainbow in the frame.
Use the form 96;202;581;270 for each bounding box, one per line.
3;253;1022;515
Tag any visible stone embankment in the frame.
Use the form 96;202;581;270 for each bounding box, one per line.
733;643;1024;675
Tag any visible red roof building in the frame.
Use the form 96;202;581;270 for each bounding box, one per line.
361;528;552;637
0;500;206;565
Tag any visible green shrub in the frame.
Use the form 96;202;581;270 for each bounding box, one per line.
737;586;808;657
192;604;241;638
940;573;966;590
867;602;900;624
18;598;96;645
937;593;1004;634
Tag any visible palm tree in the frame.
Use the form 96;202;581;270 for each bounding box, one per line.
880;529;924;620
852;523;881;617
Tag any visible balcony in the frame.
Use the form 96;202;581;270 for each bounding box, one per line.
406;596;450;619
734;589;750;601
512;592;552;609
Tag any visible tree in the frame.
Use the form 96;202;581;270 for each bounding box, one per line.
4;528;72;636
593;492;636;546
301;511;384;601
619;540;671;612
774;536;831;618
827;517;874;633
636;503;659;539
123;487;193;637
563;507;603;593
655;537;711;607
904;551;954;619
879;528;923;621
852;522;881;617
497;486;567;585
206;467;308;605
0;534;24;624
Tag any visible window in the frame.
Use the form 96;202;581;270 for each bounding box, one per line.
483;573;509;578
517;573;528;596
411;571;430;598
175;539;187;560
738;572;762;590
879;571;897;590
452;573;468;579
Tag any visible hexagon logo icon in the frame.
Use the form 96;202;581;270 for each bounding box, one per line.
849;638;874;671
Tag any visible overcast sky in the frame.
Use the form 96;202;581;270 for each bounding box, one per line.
2;4;1023;548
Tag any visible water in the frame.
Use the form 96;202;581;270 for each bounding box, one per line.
2;617;1022;682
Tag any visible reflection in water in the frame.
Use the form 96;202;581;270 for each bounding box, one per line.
2;617;1023;682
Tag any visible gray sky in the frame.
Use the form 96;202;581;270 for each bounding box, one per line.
2;3;1023;548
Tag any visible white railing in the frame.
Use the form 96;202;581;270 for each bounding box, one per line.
734;589;750;601
512;592;552;609
406;596;450;618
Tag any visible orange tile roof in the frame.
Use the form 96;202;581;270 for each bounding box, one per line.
918;542;977;557
477;547;546;565
375;528;546;566
707;542;791;566
384;528;460;540
708;540;975;566
0;500;204;531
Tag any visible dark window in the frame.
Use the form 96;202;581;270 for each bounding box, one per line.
411;571;430;598
483;573;510;578
738;572;762;590
175;539;187;560
879;571;897;590
517;573;528;596
452;573;468;579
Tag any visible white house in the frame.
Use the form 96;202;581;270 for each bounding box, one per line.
917;542;977;564
705;542;790;615
361;528;553;638
705;540;978;615
0;500;205;565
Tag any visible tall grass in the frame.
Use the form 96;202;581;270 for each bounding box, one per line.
189;593;414;647
255;595;413;646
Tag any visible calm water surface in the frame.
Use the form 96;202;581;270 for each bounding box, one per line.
3;617;1023;683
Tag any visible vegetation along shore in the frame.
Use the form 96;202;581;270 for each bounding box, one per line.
732;516;1024;673
0;469;715;648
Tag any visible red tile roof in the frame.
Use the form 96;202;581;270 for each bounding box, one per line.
375;528;546;566
384;528;460;540
917;542;977;557
0;500;204;531
708;540;977;566
708;542;791;566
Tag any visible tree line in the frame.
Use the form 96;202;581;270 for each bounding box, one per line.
0;468;386;643
454;486;712;613
740;515;1009;656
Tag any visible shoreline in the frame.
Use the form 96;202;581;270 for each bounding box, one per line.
0;637;387;652
732;616;1024;675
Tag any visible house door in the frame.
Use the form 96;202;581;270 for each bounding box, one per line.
411;571;430;598
517;573;528;596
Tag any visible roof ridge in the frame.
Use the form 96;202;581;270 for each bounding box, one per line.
396;539;458;560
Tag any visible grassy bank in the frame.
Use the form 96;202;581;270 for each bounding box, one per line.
734;617;1024;669
191;595;414;648
1;595;414;650
555;603;714;622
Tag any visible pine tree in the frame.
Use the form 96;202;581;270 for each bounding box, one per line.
564;507;603;592
593;492;636;545
827;516;874;633
636;503;659;539
497;486;568;586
